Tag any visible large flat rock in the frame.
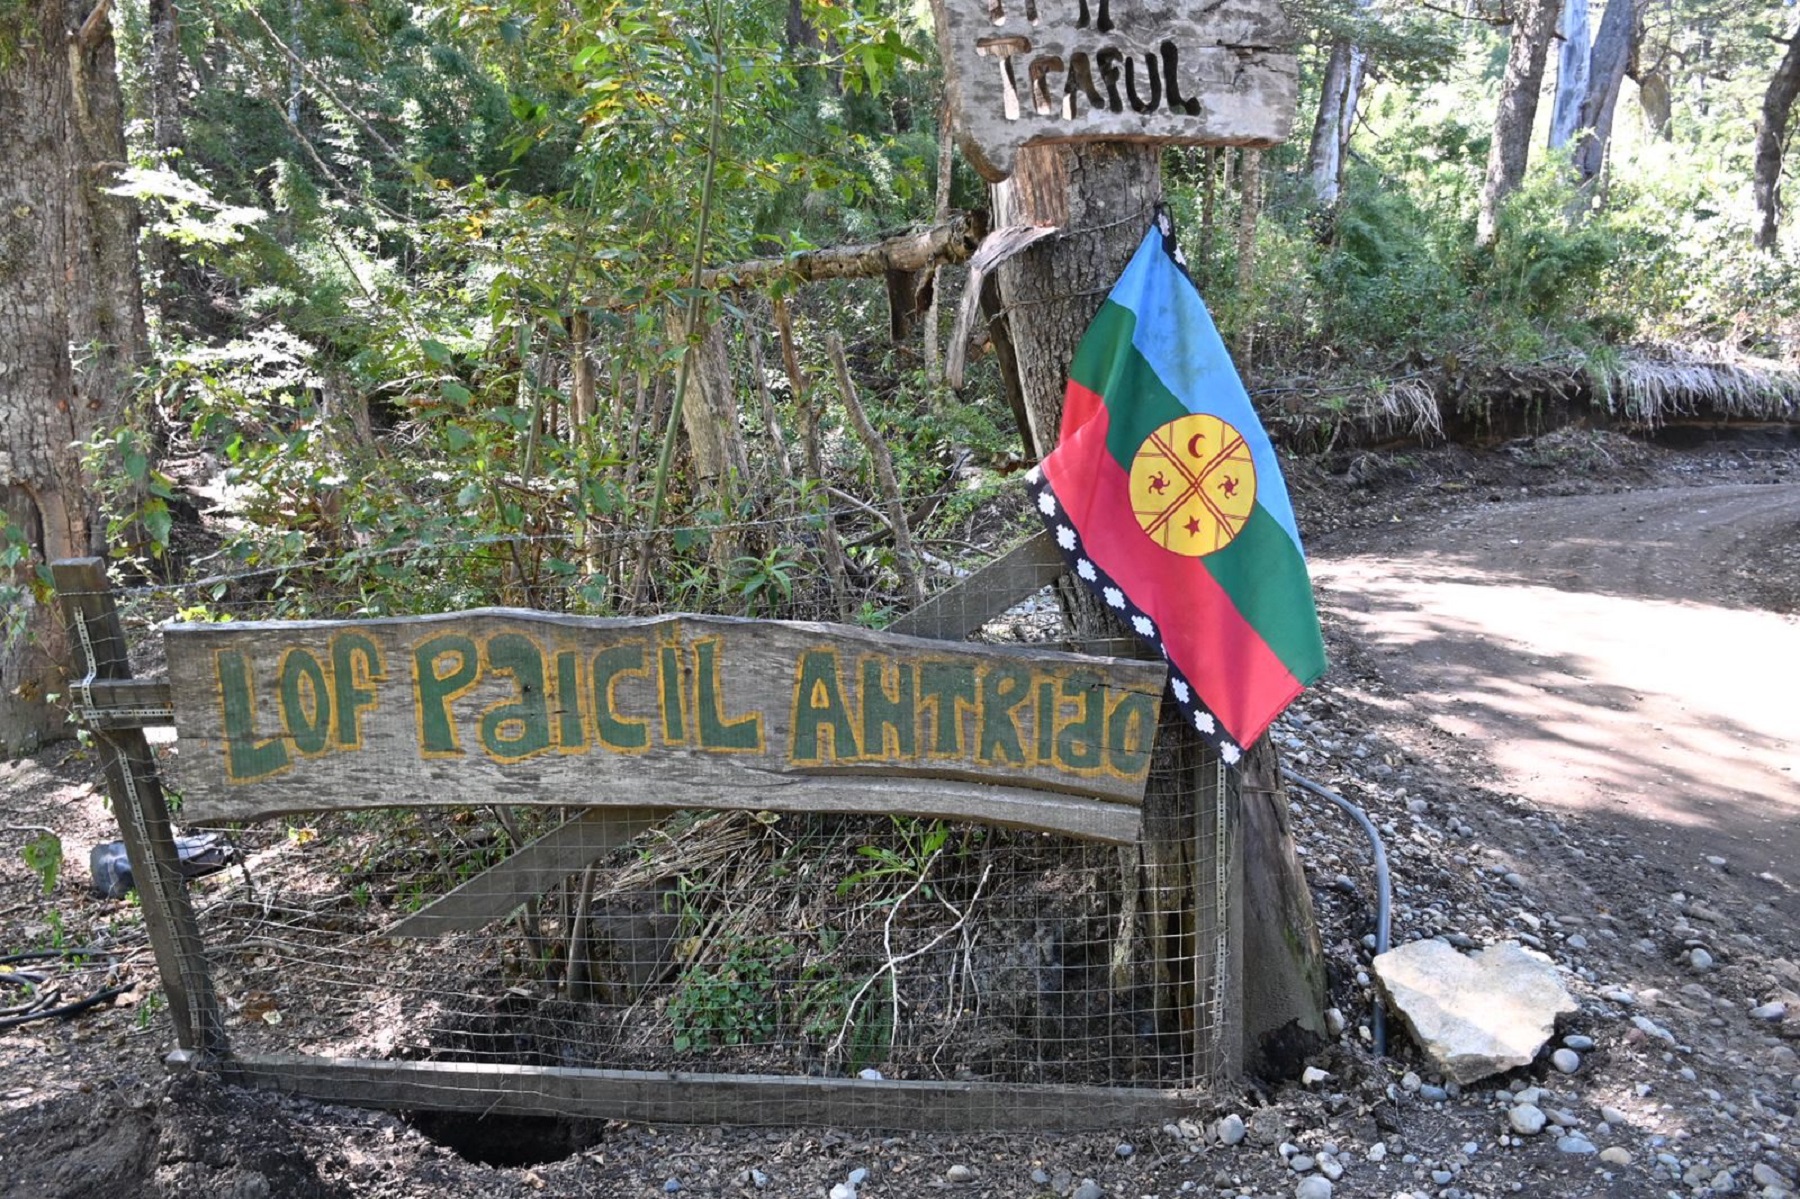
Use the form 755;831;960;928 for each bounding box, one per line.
1374;940;1578;1084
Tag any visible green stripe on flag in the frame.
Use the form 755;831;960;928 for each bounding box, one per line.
1069;303;1188;472
1202;506;1327;684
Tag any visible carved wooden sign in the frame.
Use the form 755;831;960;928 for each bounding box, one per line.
931;0;1298;181
164;611;1166;842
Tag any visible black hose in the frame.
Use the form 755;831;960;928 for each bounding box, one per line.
1280;766;1392;1056
0;946;128;1031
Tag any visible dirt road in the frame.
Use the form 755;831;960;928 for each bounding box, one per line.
1310;480;1800;927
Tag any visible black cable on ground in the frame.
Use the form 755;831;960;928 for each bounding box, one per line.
1280;766;1392;1057
0;946;129;1031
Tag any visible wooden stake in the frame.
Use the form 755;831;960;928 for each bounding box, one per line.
52;557;228;1057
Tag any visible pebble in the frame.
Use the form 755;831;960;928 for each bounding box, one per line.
1710;1168;1737;1192
1289;1154;1316;1173
1325;1008;1347;1036
1367;1143;1387;1162
1689;947;1715;971
663;1181;681;1194
1295;1177;1334;1199
1073;1180;1106;1199
1030;1168;1051;1185
1302;1066;1332;1086
1599;1147;1633;1166
748;1169;768;1189
1750;1001;1788;1021
858;1068;883;1080
848;1168;867;1187
1319;1156;1344;1181
1632;1015;1676;1043
1752;1163;1785;1189
1115;1142;1134;1159
1600;1106;1630;1126
1509;1105;1548;1135
1556;1134;1597;1155
1551;1048;1582;1073
946;1164;975;1183
1565;934;1589;950
1217;1114;1247;1145
829;1185;855;1199
1418;1084;1448;1102
1563;1034;1596;1051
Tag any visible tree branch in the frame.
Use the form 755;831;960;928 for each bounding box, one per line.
698;213;984;291
76;0;113;49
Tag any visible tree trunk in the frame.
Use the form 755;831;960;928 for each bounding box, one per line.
1306;40;1360;206
1237;736;1329;1076
1637;70;1672;138
1477;0;1563;248
989;143;1163;461
1569;0;1645;194
0;0;148;756
1548;0;1591;151
668;315;750;571
1306;0;1372;210
1753;28;1800;250
1236;150;1262;364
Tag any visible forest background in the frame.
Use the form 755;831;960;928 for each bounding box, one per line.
4;0;1800;753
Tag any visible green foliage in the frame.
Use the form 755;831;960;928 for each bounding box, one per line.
21;831;62;896
667;938;784;1051
837;817;950;900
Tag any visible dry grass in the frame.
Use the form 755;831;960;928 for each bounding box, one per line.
1607;346;1800;427
1361;378;1443;441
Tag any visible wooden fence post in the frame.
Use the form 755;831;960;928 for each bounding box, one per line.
52;557;228;1057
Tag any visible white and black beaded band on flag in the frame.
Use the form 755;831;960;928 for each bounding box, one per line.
1026;466;1243;767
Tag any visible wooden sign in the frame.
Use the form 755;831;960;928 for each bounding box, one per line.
164;611;1166;842
930;0;1298;181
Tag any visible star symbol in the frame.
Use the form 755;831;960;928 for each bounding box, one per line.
1185;515;1201;537
1103;586;1125;609
1037;491;1057;516
1077;558;1096;581
1056;525;1077;550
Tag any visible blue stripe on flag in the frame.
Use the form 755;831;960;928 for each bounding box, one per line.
1108;232;1303;548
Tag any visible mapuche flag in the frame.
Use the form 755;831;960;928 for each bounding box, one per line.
1026;210;1326;765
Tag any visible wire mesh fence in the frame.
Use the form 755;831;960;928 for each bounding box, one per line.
57;515;1240;1127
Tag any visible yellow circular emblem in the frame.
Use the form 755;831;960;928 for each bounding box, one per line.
1128;414;1257;556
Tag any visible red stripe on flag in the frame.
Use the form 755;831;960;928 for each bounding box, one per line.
1043;418;1303;746
1058;380;1105;444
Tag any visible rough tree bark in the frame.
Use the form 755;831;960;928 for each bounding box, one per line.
1547;0;1592;151
1305;40;1366;207
0;0;148;756
1753;25;1800;250
1568;0;1646;194
1477;0;1563;248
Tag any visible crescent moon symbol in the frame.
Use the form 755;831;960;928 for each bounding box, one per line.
1186;433;1205;458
